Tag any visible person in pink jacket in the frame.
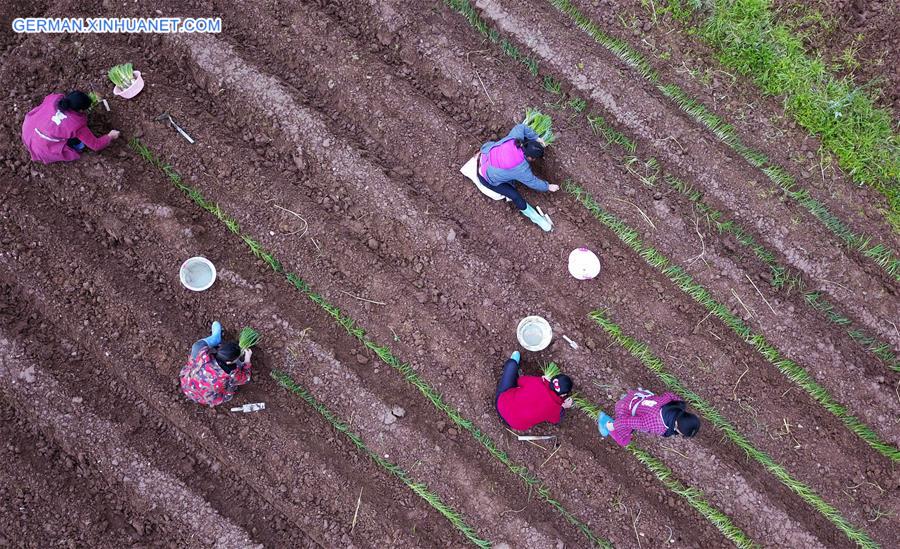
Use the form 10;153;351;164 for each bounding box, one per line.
21;91;120;164
598;387;700;446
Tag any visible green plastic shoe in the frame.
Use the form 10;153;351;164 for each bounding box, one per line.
521;204;552;232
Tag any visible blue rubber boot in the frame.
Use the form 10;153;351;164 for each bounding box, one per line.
598;412;613;437
510;351;521;364
203;321;222;347
520;204;552;232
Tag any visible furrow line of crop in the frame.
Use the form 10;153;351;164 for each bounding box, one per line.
270;370;490;548
568;180;899;461
585;114;898;371
128;138;612;548
552;364;758;549
441;0;897;456
544;0;899;280
588;310;878;548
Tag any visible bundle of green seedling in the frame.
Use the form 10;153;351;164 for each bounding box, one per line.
523;108;556;145
108;63;136;89
238;327;261;350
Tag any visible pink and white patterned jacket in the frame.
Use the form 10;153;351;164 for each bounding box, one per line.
180;347;251;407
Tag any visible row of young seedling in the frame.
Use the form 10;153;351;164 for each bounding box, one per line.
584;113;898;372
544;0;899;280
129;138;610;547
271;370;489;547
586;309;878;548
442;0;897;455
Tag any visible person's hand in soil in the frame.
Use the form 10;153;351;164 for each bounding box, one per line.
548;184;560;192
562;397;573;409
108;130;121;140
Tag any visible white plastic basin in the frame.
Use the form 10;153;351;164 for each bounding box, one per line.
516;316;552;351
180;256;216;291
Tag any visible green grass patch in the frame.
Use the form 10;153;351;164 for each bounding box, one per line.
567;180;899;462
701;0;900;230
590;309;877;548
130;138;611;548
545;0;900;280
271;370;490;547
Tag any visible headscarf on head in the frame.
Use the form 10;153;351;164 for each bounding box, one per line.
661;400;687;437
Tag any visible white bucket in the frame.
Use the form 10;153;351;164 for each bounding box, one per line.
180;256;216;291
516;316;552;351
568;247;601;280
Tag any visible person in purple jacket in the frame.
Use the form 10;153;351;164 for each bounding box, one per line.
477;123;558;231
598;387;700;447
21;90;121;164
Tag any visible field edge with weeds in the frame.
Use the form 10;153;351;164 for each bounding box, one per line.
543;0;900;276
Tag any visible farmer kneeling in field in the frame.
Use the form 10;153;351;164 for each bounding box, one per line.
496;351;573;430
598;387;700;446
21;90;120;164
478;123;558;231
180;322;252;407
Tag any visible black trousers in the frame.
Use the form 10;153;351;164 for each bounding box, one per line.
478;174;527;211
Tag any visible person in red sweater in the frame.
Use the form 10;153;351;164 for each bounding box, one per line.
496;351;573;431
21;90;120;164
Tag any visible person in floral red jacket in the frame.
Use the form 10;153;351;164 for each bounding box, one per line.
598;387;700;446
180;322;252;407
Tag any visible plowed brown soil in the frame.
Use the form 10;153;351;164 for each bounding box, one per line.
1;0;897;547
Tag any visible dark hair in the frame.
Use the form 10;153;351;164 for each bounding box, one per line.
522;139;544;159
215;342;241;372
675;412;701;438
550;374;573;396
57;91;92;112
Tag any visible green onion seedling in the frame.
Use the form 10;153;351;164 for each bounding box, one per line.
108;63;135;89
238;327;261;350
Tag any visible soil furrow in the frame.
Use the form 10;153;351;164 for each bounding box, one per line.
0;331;261;549
0;395;177;548
0;178;473;548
